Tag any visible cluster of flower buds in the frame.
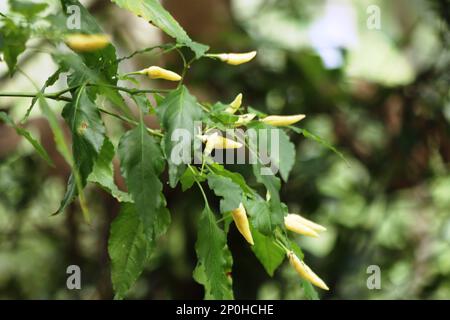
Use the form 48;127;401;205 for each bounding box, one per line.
284;214;329;290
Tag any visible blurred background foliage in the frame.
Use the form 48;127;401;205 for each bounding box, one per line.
0;0;449;299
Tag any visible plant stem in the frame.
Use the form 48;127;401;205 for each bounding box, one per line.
188;164;210;208
176;48;188;87
98;107;163;137
0;92;72;102
91;83;170;95
116;43;179;63
0;83;169;102
0;93;163;137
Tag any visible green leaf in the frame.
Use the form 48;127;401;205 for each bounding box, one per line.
154;198;171;238
193;243;233;300
250;226;285;276
252;163;285;229
245;197;274;236
118;120;165;237
207;174;242;213
56;86;106;215
9;0;48;18
247;106;267;118
0;19;29;75
194;207;234;299
109;198;171;299
180;166;205;192
38;94;88;218
158;86;203;187
111;0;209;58
38;95;72;166
52;52;129;116
277;129;295;182
0;112;54;166
289;126;348;164
62;86;106;181
109;203;149;299
208;163;254;196
132;94;153;114
302;279;319;300
88;138;132;203
251;123;295;182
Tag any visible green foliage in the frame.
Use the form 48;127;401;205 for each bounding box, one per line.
180;166;206;192
194;207;234;299
250;227;285;276
245;197;274;236
0;0;341;300
56;86;106;215
88;138;132;203
9;0;48;18
0;112;53;166
157;86;203;187
0;18;29;75
207;174;242;213
118;120;166;238
111;0;209;58
251;122;296;182
109;203;150;299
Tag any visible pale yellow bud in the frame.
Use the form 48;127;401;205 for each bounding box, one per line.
216;51;257;65
287;251;329;291
260;114;306;127
289;214;327;232
203;132;219;157
284;214;319;238
235;113;256;126
65;33;110;52
232;203;254;245
214;136;243;149
138;66;181;81
201;132;243;157
225;93;243;114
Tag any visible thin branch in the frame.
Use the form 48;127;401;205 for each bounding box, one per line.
0;92;72;102
116;43;179;63
98;107;163;137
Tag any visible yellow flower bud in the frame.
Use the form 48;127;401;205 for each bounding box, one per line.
287;251;329;291
65;33;110;52
215;51;257;65
200;132;243;157
225;93;243;114
203;132;219;157
289;213;327;233
138;66;181;81
260;114;306;127
214;136;243;149
235;113;256;126
284;214;319;238
232;203;254;245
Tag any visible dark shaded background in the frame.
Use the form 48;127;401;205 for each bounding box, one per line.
0;0;449;299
